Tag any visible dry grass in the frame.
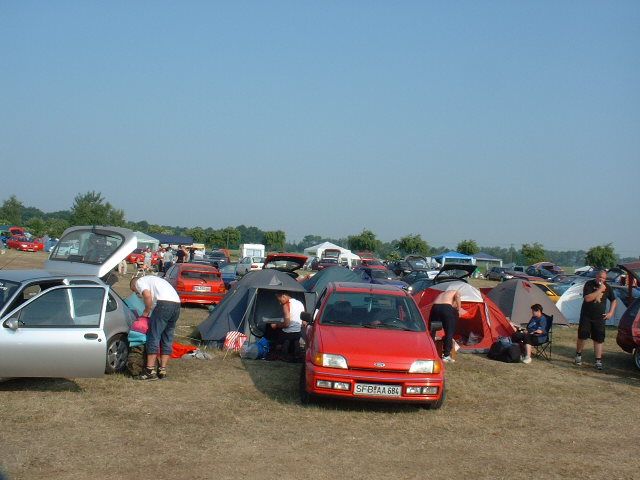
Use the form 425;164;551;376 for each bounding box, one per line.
0;250;639;480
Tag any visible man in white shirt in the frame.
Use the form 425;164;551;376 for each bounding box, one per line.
130;276;181;380
268;291;304;361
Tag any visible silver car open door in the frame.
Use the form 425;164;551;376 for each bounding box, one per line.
0;285;109;378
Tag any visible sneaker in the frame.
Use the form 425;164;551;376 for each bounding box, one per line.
521;356;532;364
574;353;582;366
135;368;158;381
595;359;603;371
157;367;167;380
442;356;455;363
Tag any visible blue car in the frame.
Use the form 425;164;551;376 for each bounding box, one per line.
219;263;238;289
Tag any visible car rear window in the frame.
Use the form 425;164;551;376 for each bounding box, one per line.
320;292;425;332
181;270;219;281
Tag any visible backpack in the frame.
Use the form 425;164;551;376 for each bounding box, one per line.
488;337;521;363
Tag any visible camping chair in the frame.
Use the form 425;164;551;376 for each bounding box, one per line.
532;314;553;361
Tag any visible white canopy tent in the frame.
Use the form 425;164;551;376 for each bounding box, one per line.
303;241;360;267
134;231;160;251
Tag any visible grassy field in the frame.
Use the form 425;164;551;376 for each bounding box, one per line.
0;250;638;480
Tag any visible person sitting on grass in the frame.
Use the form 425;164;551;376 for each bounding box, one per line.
511;304;548;364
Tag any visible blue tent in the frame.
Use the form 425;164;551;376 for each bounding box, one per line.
432;251;476;265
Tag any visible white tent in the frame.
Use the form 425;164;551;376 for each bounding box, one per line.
303;242;360;267
556;280;627;326
134;231;160;251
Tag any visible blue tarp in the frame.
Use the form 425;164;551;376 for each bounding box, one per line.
433;251;474;263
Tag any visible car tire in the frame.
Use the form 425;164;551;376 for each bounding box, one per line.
634;348;640;371
105;334;129;374
299;365;316;405
423;382;446;410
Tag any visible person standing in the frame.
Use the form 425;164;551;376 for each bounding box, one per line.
575;270;617;370
429;288;463;363
175;244;186;264
162;247;174;273
267;291;305;361
130;275;181;380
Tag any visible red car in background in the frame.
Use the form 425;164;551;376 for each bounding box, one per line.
6;236;43;252
299;282;445;408
126;248;160;266
164;263;226;305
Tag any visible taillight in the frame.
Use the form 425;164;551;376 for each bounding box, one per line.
176;281;185;290
251;264;258;269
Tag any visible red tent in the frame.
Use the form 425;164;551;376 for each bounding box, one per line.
414;281;515;353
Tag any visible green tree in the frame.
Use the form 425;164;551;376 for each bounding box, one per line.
25;217;46;237
347;229;381;253
456;239;479;255
0;195;24;225
264;230;286;251
398;234;430;256
186;227;207;243
585;244;617;269
521;242;545;264
70;191;125;226
44;218;70;237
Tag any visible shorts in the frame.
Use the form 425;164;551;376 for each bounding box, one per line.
146;300;181;355
578;316;606;343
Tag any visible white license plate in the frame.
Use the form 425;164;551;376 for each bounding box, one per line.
354;383;401;397
193;286;211;292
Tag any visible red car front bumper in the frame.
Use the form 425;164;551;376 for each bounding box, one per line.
304;362;444;404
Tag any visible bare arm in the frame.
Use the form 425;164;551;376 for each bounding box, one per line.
604;299;618;320
584;284;606;302
141;290;153;317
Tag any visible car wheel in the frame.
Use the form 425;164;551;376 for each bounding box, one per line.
634;349;640;371
299;365;316;405
105;334;129;374
423;382;446;410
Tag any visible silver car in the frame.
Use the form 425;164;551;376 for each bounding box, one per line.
0;226;138;378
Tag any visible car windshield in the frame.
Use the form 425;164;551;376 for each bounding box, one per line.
50;230;124;265
407;258;428;269
320;258;338;264
320;292;425;331
0;279;21;310
221;264;236;273
370;269;395;280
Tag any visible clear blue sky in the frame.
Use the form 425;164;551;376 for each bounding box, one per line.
1;1;638;256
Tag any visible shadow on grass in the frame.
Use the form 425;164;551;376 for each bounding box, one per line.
0;377;82;392
549;343;640;386
241;358;432;413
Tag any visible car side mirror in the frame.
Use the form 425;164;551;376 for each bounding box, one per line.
301;312;313;324
4;318;20;330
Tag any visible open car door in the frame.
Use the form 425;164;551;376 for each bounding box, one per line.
0;285;109;378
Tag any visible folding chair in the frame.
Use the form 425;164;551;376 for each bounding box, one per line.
532;314;553;361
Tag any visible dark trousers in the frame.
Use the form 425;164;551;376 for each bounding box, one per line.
430;304;458;357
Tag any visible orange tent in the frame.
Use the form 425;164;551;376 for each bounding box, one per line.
414;281;515;353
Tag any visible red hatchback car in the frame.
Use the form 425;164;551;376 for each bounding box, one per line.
164;263;226;305
300;282;445;408
6;236;43;252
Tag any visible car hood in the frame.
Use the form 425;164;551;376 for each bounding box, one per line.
44;226;137;278
317;325;436;370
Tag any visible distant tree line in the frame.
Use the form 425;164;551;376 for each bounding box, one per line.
0;193;634;268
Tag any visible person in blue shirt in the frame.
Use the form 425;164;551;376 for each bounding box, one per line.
511;304;548;364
